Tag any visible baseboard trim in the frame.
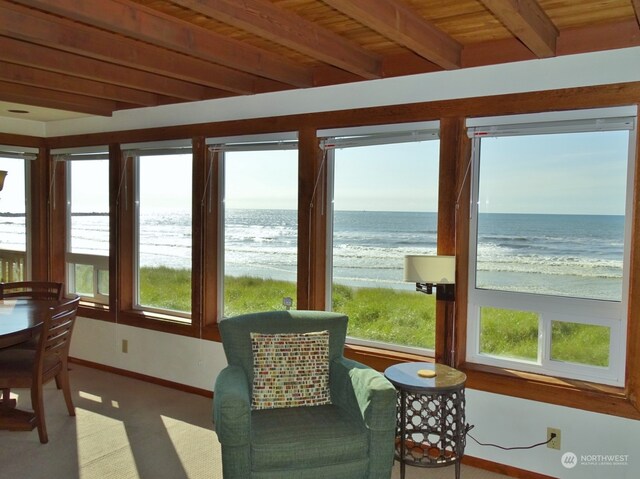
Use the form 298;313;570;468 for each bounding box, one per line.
69;357;556;479
68;357;214;399
462;455;558;479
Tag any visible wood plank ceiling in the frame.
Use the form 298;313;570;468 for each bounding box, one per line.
0;0;639;117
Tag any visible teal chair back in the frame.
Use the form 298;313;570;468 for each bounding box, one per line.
219;310;348;385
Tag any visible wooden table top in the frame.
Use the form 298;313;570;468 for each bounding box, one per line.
384;362;466;393
0;298;59;349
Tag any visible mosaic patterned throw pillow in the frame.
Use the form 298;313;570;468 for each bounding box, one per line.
250;330;331;410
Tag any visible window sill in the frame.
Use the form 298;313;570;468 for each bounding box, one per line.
202;323;221;342
117;309;195;335
78;307;198;336
343;343;433;372
459;362;640;420
78;303;111;321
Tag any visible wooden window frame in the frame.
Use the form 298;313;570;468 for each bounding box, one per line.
5;81;639;419
464;112;635;386
320;123;442;355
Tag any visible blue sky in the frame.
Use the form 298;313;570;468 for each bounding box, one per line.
225;150;298;210
478;130;630;216
333;140;440;212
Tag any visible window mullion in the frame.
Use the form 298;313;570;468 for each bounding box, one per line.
539;313;549;367
466;137;482;363
216;150;225;320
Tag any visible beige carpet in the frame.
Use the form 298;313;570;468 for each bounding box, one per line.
0;364;509;479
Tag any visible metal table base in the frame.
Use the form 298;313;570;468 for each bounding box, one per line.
385;362;468;479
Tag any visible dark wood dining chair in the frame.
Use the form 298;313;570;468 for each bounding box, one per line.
0;281;66;405
0;295;80;443
0;281;64;301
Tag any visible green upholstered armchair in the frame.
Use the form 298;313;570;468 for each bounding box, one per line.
213;310;397;479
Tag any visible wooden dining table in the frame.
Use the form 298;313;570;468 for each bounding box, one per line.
0;298;59;348
0;297;61;431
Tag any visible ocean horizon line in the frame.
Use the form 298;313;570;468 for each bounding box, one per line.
0;210;626;217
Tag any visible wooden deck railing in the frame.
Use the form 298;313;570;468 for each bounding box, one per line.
0;249;25;283
66;252;109;304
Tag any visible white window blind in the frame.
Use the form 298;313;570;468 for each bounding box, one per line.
467;106;636;138
206;132;298;152
51;145;109;161
319;121;439;150
121;139;192;157
0;144;38;160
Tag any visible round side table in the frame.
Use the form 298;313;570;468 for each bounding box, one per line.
384;362;468;479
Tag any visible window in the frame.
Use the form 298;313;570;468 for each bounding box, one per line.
220;139;298;317
0;146;35;282
322;124;440;353
466;107;636;385
60;149;110;303
131;144;193;318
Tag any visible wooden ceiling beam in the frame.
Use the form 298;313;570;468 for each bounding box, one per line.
0;81;120;116
171;0;382;80
323;0;461;70
0;62;162;107
633;0;640;28
557;18;640;56
1;1;277;96
462;18;640;68
0;35;207;102
12;0;313;87
477;0;558;58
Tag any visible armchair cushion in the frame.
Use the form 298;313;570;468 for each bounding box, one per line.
250;330;330;410
251;404;368;471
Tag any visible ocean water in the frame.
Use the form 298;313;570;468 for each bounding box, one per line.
476;213;624;301
332;210;437;290
0;209;625;301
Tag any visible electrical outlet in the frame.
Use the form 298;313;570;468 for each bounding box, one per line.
547;427;561;450
122;339;128;354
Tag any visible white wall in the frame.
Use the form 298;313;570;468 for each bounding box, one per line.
47;46;640;478
466;390;639;478
70;316;227;391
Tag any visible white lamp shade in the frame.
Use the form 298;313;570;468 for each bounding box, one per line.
404;255;456;284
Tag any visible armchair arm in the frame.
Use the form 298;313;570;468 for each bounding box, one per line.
212;365;251;446
330;357;396;432
331;357;397;478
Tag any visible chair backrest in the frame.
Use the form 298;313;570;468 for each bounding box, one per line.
219;310;348;383
0;281;64;301
35;296;80;380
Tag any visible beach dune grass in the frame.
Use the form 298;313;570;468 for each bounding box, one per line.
224;275;297;317
333;283;435;349
136;269;438;348
551;321;609;367
109;267;608;366
480;307;539;361
479;306;609;367
140;266;192;312
225;278;437;349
